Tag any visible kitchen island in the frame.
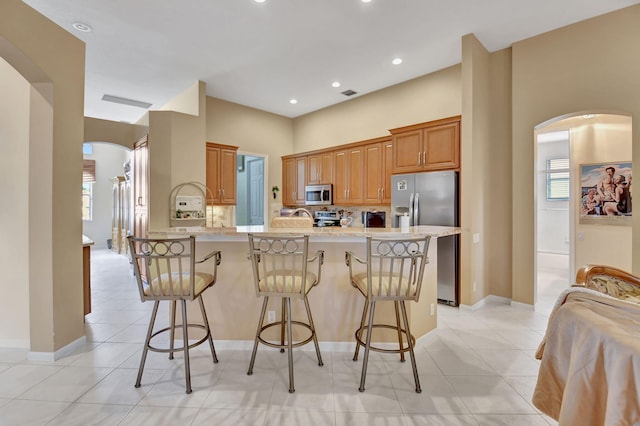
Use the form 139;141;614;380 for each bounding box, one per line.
148;225;461;349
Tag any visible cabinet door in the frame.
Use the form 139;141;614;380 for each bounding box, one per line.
282;157;306;206
423;121;460;170
392;130;422;174
307;152;333;184
382;140;393;204
294;156;307;205
219;148;237;204
363;142;383;204
347;146;364;204
333;150;348;205
206;146;221;204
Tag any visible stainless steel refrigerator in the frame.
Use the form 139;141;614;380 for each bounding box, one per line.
391;170;459;306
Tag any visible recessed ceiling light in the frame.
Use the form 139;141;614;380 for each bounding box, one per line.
392;58;403;65
332;81;341;88
289;99;298;105
254;0;266;3
72;22;92;32
361;0;372;3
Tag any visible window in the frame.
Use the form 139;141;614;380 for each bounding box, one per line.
83;159;96;220
546;158;569;200
82;183;93;220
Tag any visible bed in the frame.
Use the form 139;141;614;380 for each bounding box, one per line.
533;265;640;425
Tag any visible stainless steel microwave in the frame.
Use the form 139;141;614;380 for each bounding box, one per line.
305;184;332;205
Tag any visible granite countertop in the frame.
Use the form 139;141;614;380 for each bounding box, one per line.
150;225;461;240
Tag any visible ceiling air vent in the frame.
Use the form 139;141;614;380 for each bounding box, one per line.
341;89;357;97
102;94;152;109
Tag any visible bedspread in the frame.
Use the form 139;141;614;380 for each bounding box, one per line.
533;288;640;425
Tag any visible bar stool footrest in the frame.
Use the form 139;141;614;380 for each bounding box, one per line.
355;324;415;354
146;324;211;354
258;320;316;350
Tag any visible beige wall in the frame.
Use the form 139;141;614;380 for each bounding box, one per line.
0;57;31;347
461;34;491;306
512;4;640;304
487;49;514;299
205;97;294;206
572;115;633;270
84;117;146;149
293;66;462;153
0;0;86;353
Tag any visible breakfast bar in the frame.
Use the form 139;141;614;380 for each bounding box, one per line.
149;225;461;348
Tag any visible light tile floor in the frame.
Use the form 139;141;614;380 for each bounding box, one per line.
0;249;568;425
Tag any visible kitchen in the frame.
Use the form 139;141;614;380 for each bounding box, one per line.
136;114;462;344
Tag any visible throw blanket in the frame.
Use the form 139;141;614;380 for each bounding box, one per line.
533;287;640;425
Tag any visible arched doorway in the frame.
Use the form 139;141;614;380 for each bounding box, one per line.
82;142;133;250
534;112;633;311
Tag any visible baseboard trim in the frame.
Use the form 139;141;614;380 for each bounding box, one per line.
27;336;87;362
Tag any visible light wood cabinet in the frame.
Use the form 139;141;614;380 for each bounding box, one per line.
278;116;458;207
391;116;460;174
333;146;364;205
206;142;238;205
363;137;393;204
307;152;333;185
282;155;306;206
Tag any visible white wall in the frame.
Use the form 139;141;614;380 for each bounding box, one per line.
536;136;569;254
82;143;131;249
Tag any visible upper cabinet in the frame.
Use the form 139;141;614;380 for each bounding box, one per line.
280;116;459;207
307;151;333;185
391;116;460;174
206;142;238;205
363;137;393;205
333;145;364;205
282;155;306;206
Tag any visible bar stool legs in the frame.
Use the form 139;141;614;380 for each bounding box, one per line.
247;294;323;393
354;299;422;393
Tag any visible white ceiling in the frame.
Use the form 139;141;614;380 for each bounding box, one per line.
21;0;640;124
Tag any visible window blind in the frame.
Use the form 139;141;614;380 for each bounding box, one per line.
83;159;96;183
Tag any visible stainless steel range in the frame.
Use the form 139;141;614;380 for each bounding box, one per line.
313;210;340;227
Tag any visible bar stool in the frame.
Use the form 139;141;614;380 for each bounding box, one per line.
128;235;221;394
345;235;431;393
246;233;324;393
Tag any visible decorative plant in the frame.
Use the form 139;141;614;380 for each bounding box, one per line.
271;185;279;199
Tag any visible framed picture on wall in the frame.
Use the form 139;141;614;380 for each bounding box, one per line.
579;161;632;225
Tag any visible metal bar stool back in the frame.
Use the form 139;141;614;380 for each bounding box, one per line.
345;235;431;393
246;233;324;393
128;235;221;394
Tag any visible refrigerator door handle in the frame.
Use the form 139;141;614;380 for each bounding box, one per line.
413;192;419;225
408;192;414;225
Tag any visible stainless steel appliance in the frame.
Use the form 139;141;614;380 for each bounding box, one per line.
391;170;459;306
314;210;340;227
362;211;386;228
305;184;332;206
